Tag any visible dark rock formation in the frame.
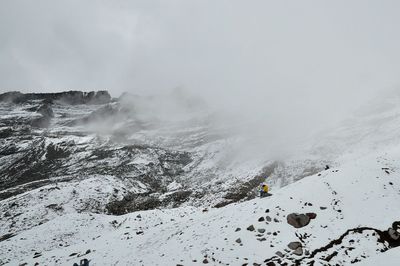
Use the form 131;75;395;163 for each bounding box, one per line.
293;247;303;256
0;90;111;105
247;225;255;231
287;213;316;228
288;241;302;250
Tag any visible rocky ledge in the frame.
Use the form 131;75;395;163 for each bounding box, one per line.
0;90;111;105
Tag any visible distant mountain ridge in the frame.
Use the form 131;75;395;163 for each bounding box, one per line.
0;90;111;105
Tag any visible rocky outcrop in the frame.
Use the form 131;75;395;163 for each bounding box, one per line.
36;104;54;118
30;104;54;128
0;90;111;105
67;103;125;126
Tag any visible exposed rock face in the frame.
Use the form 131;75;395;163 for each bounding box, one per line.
30;104;55;128
36;104;54;118
0;90;111;105
286;213;316;228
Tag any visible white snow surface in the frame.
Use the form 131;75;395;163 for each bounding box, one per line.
1;145;399;265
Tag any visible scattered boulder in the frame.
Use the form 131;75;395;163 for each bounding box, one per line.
33;252;42;258
275;251;284;258
266;216;272;222
236;238;242;244
247;225;255;231
203;258;209;264
287;213;311;228
258;217;265;222
257;228;266;233
235;228;241;232
287;241;302;250
293;247;303;256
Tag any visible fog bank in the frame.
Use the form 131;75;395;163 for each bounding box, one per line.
1;1;399;156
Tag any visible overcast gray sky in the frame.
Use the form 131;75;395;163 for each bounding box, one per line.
1;1;400;136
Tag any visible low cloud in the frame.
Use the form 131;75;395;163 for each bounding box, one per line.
1;1;399;158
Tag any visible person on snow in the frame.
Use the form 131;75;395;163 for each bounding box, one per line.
260;183;269;197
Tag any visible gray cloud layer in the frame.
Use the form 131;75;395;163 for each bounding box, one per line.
1;1;400;145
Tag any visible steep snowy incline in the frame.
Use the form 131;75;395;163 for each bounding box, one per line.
1;144;399;265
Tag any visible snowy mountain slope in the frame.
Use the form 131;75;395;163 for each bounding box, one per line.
0;90;327;213
1;90;400;265
358;247;400;266
1;144;399;265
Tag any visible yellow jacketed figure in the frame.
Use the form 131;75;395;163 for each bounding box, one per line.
260;183;269;197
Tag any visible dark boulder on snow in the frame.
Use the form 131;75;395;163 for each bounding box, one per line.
287;213;315;228
247;225;255;231
293;247;303;256
287;241;302;250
